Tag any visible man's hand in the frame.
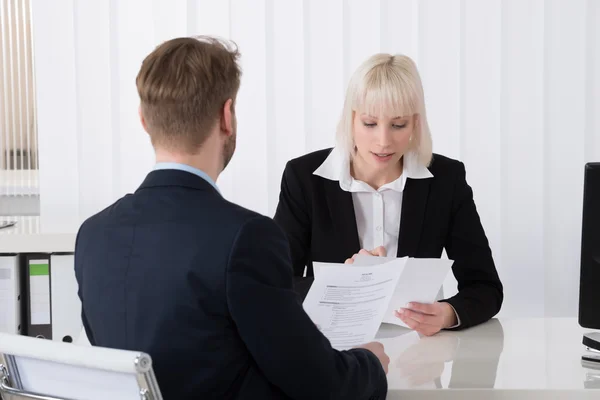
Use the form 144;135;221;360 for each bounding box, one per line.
394;302;457;336
345;246;387;264
355;341;390;374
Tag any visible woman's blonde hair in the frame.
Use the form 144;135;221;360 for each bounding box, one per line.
336;53;433;166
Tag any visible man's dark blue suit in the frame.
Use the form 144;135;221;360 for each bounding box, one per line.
74;168;387;399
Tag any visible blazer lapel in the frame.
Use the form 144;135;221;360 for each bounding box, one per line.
397;177;431;257
323;179;361;255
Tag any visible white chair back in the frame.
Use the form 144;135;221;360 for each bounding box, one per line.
0;333;162;400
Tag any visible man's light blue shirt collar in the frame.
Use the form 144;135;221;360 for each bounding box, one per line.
153;162;220;193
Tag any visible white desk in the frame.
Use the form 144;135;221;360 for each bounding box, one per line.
377;318;600;399
0;216;75;253
4;221;595;400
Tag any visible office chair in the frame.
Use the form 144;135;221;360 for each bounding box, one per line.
0;332;162;400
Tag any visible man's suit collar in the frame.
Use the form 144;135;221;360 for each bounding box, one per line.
137;169;220;195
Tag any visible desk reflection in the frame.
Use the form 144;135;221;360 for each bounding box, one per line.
377;318;504;389
585;371;600;389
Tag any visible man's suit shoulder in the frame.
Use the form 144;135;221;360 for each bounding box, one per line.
76;193;133;232
76;189;269;244
221;198;274;228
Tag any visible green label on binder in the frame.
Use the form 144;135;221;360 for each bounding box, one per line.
30;263;49;276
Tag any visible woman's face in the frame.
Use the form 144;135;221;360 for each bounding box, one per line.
352;110;416;175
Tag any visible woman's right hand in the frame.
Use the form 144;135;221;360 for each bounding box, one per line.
345;246;387;264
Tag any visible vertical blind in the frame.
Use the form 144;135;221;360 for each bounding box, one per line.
0;0;39;197
30;0;600;318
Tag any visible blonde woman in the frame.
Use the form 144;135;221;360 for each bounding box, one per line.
274;53;503;336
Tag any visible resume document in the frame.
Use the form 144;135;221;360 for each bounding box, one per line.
304;256;453;349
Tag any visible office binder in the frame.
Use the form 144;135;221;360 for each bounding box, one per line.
50;253;82;342
22;253;52;339
0;254;22;334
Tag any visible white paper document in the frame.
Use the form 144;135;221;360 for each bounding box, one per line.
383;258;453;326
311;255;453;330
302;263;402;350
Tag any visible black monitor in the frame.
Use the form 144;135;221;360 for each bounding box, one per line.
579;162;600;330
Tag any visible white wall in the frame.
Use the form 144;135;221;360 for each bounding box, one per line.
31;0;600;318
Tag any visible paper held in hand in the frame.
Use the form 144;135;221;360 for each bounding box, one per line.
303;255;453;349
302;262;403;350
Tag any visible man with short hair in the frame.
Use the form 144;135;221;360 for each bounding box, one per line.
74;36;389;399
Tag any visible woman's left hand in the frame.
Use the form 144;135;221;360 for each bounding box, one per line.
395;302;457;336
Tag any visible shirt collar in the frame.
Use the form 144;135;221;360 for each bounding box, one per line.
153;162;220;193
313;147;433;193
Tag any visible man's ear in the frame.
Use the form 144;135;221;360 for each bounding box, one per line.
139;105;149;133
220;98;234;137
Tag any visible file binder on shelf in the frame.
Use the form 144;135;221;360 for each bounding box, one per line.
21;253;52;339
0;254;22;335
50;253;82;343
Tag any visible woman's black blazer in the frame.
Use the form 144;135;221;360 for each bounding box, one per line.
273;148;503;330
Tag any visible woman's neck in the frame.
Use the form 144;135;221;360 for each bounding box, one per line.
350;155;403;190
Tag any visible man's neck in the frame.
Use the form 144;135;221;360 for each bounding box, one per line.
155;150;221;183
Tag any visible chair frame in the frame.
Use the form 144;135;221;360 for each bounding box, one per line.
0;349;162;400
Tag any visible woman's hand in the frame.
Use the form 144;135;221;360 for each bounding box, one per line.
345;246;387;264
394;302;457;336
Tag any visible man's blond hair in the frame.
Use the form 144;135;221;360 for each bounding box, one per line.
136;36;241;153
